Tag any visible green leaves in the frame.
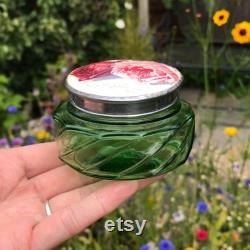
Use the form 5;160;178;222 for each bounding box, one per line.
0;75;26;135
0;0;122;94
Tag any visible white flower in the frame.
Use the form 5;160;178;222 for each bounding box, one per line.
232;161;240;172
201;174;206;180
170;197;175;202
172;210;185;223
148;241;157;250
115;19;125;29
20;130;28;138
124;1;133;10
33;88;40;97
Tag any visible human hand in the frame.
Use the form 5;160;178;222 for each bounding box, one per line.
0;142;160;250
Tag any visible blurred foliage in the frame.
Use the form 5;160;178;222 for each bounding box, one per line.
161;0;189;9
0;74;27;136
106;6;156;60
0;0;122;94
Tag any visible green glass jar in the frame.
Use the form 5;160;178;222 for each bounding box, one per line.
53;60;195;180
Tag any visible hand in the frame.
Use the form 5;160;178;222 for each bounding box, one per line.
0;142;160;250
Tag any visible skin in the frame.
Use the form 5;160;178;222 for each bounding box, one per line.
0;142;161;250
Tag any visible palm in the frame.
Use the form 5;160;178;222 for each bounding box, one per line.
0;142;158;250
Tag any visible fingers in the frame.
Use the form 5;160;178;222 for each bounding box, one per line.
32;180;139;250
32;176;164;250
31;165;98;201
12;142;63;178
49;180;111;211
43;175;163;211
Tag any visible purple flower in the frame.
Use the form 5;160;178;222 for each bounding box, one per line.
140;244;150;250
215;187;234;201
27;135;36;145
215;187;223;194
188;154;193;162
12;124;21;132
165;184;171;192
7;105;17;113
11;137;24;146
42;116;53;125
196;201;209;214
0;138;8;146
244;178;250;188
159;240;174;250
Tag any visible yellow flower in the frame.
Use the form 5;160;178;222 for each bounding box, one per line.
224;127;238;137
213;9;230;26
185;247;196;250
36;130;50;140
231;21;250;44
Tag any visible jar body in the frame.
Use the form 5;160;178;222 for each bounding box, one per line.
53;100;195;180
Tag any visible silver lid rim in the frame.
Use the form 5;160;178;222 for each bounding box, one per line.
65;74;183;102
70;95;179;118
69;84;180;117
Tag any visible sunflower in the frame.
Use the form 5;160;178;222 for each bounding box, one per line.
231;21;250;44
213;9;230;26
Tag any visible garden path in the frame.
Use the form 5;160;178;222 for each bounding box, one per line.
181;88;250;177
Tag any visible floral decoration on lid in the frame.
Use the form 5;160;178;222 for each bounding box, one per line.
66;60;182;101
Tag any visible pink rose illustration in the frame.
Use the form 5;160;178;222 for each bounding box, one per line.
111;61;180;84
70;60;119;81
70;60;180;84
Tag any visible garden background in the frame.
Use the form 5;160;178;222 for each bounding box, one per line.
0;0;249;249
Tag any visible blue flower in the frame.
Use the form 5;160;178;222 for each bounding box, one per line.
165;184;171;192
140;243;150;250
196;201;209;214
27;135;36;145
159;240;174;250
7;105;17;113
244;178;250;188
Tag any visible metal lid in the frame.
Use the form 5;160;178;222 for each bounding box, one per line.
66;60;183;117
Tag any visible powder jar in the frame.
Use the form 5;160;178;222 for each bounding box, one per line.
53;60;195;180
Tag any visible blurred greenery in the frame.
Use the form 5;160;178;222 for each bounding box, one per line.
0;74;27;136
0;0;122;94
106;7;155;60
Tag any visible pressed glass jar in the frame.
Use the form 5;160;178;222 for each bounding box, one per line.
53;60;195;180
